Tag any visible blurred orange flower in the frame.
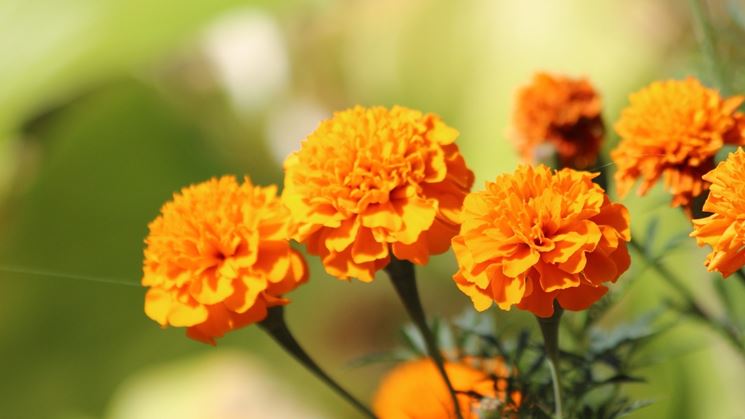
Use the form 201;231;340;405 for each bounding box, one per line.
512;72;604;169
452;165;631;318
612;77;745;210
283;106;474;282
373;358;519;419
691;148;745;277
142;176;308;344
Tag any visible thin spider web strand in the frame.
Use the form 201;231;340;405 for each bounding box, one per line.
0;265;139;288
0;156;696;290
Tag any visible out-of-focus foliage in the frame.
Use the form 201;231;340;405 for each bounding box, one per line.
0;0;287;136
373;298;668;419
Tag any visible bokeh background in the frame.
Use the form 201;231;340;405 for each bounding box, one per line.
1;0;745;418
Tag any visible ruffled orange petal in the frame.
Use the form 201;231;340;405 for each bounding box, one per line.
612;78;745;210
691;149;745;277
142;176;308;343
283;106;474;282
556;284;608;311
453;165;631;316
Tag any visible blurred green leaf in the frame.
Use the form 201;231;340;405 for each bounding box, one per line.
588;310;665;356
615;400;654;418
654;231;694;262
0;79;227;419
400;324;426;356
0;0;296;136
728;0;745;34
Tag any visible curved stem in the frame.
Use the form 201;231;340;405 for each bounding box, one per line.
629;238;744;354
536;304;564;419
385;257;463;419
629;239;701;309
259;306;376;419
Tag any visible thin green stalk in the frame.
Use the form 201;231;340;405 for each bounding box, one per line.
259;306;376;419
536;304;564;419
629;238;744;354
688;0;729;93
385;257;463;419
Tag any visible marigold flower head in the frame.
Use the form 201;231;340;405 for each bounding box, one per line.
691;148;745;277
612;77;745;210
282;105;474;282
373;358;519;419
452;165;631;317
512;72;604;169
142;176;308;344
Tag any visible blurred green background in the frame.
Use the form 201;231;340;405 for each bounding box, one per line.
1;0;744;418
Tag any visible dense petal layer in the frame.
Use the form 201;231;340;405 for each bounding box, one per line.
611;77;745;211
691;148;745;277
283;106;474;281
452;165;631;317
142;176;308;344
512;72;604;169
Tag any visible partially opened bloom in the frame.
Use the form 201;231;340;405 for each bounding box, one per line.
452;165;631;318
373;358;519;419
283;105;474;282
142;176;308;344
691;148;745;277
612;77;745;210
512;72;604;169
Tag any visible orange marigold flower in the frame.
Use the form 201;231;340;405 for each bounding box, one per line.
512;72;604;169
282;105;474;282
691;148;745;277
452;165;631;318
373;358;519;419
142;176;308;344
612;77;745;209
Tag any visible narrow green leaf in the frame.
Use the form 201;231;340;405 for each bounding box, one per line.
643;217;659;259
713;276;737;321
615;400;654;417
729;0;745;41
400;324;426;355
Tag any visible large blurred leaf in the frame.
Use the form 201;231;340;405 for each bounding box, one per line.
0;0;290;136
0;80;229;419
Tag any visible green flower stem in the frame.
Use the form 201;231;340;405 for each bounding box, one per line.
687;0;729;93
259;305;376;419
385;257;463;419
689;190;710;220
629;238;744;354
536;304;564;419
